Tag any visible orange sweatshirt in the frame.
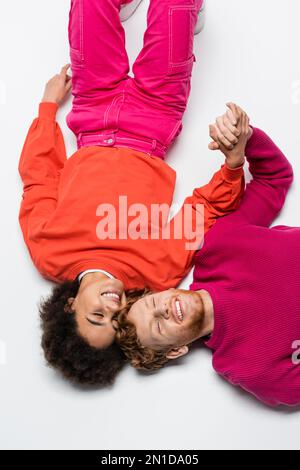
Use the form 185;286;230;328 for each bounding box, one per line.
19;103;245;291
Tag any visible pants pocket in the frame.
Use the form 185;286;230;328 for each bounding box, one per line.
166;5;196;77
68;0;84;65
165;120;183;147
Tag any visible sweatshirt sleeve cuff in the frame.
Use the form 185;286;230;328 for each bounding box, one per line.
38;102;59;121
245;126;269;154
221;162;245;182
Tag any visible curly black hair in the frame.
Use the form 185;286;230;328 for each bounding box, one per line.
39;280;125;387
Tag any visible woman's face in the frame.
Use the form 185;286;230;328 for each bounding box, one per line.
69;277;127;349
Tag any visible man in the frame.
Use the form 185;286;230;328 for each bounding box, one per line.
117;104;300;408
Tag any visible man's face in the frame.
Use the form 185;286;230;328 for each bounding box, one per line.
126;289;205;354
70;278;127;349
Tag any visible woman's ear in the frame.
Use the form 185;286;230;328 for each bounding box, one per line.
166;346;189;360
64;297;76;314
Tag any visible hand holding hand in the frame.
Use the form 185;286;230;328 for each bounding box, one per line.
42;64;72;105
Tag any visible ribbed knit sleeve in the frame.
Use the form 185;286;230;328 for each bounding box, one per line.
230;127;294;227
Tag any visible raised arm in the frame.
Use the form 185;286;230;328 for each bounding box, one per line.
168;107;246;246
19;66;71;265
209;103;294;227
168;162;245;241
163;143;245;283
235;127;294;226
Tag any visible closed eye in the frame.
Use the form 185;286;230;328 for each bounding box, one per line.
157;321;162;335
86;317;103;326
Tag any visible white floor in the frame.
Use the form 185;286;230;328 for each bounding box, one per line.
1;0;300;450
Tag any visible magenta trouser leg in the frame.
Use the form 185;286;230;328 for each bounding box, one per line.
67;0;203;158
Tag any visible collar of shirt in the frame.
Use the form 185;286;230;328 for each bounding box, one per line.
77;269;115;284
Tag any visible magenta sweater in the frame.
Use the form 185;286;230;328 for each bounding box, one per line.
190;128;300;407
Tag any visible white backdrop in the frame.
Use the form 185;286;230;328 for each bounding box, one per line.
1;0;300;450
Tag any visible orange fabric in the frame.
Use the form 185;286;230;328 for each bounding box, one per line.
19;103;245;291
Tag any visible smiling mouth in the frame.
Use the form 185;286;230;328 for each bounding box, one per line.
101;292;121;303
172;298;184;323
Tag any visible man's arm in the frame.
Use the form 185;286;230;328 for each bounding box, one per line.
209;103;294;227
234;127;294;226
19;66;71;265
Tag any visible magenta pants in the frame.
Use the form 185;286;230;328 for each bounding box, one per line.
67;0;203;159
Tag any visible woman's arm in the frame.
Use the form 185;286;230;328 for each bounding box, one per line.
167;107;246;249
19;66;71;264
168;162;245;243
162;133;246;279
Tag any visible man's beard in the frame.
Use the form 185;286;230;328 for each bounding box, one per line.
180;304;204;345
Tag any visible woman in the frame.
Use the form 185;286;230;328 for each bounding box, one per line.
18;0;243;386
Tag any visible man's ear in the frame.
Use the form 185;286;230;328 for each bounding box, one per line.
64;297;76;314
166;346;189;360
